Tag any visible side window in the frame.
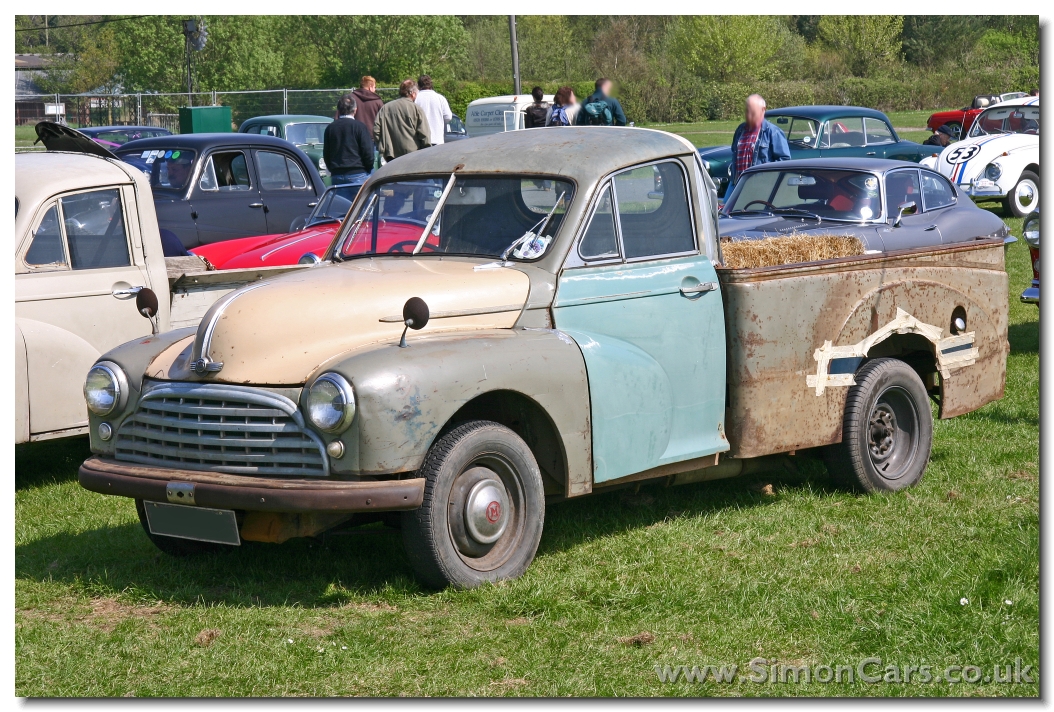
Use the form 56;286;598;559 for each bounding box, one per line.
921;172;956;210
257;151;309;191
614;162;695;259
24;204;68;268
578;185;619;261
61;189;131;269
885;170;923;212
864;118;895;145
200;152;251;192
287;157;308;189
822;117;865;148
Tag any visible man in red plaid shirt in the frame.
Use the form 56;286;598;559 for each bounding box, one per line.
727;94;791;198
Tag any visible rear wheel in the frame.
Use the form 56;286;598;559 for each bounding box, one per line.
135;499;225;556
824;359;933;492
402;421;545;589
942;121;962;141
1004;170;1039;218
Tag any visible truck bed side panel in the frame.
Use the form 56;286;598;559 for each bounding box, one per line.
719;241;1008;459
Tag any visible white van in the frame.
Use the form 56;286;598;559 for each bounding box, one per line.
464;94;555;138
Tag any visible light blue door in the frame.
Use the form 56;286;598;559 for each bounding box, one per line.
553;162;728;484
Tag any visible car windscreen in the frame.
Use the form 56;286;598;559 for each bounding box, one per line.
118;148;198;192
969;106;1040;137
309;186;358;225
286;123;329;145
334;176;574;260
725;169;883;223
770;115;821;147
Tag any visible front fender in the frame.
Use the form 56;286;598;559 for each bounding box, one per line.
313;328;592;494
15;323;29;443
17;317;99;436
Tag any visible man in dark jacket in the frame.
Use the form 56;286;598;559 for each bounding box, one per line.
575;78;627;126
727;94;791;197
323;94;375;187
351;76;384;135
923;124;953;148
523;86;549;128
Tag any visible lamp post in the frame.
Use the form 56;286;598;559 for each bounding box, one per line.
509;16;521;96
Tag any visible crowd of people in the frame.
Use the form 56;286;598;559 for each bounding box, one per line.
322;76;631;187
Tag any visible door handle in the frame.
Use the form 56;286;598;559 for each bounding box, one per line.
924;224;938;231
248;203;264;208
866;151;876;156
112;285;144;298
680;282;718;296
307;201;318;208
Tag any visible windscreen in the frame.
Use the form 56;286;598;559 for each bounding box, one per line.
725;169;883;222
118;148;198;192
969;106;1040;137
286;123;329;145
335;176;574;260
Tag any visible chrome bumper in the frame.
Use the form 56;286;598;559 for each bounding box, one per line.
1021;281;1040;304
962;181;1005;200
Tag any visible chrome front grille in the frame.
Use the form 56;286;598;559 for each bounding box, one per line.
115;382;328;476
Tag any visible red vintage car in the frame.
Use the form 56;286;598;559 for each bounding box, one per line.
192;183;441;268
926;92;1029;139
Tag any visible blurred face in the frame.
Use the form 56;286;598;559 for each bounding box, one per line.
569;91;577;105
598;81;612;96
745;98;765;129
167;160;191;186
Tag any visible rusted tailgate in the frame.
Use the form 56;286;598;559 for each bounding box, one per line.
717;239;1009;459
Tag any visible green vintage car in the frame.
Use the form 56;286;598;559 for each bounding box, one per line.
239;114;333;184
698;105;930;197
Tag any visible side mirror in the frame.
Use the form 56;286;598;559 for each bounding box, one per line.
136;287;160;334
893;201;917;227
398;297;430;348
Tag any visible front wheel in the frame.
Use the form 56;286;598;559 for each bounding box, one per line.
1004;170;1039;218
823;358;933;492
402;421;545;589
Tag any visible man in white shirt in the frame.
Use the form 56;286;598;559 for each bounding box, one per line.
415;75;452;146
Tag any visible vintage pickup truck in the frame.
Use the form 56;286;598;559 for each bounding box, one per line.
78;128;1009;589
15;125;305;443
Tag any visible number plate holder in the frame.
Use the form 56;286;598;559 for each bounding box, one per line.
142;501;241;546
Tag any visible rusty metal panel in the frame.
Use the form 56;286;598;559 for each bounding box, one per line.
718;240;1008;459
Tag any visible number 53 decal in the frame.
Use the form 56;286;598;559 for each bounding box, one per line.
946;145;981;164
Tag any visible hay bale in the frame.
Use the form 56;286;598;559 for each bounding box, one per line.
721;233;866;269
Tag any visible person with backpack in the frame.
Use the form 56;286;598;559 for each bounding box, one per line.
575;78;627;127
523;87;550;129
545;86;579;127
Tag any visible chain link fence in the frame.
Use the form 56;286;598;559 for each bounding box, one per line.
15;87;400;148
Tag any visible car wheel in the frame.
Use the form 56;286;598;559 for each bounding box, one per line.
135;499;226;556
823;358;933;493
1004;170;1040;219
942;122;962;141
402;420;545;589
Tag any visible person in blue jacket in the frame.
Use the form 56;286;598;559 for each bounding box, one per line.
575;78;627;126
727;94;791;198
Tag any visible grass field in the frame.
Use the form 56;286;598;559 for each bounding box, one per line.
15;208;1036;695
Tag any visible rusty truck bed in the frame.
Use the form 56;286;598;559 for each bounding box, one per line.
717;238;1009;459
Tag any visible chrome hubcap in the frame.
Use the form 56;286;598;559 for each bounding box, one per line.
1017;181;1036;208
464;478;510;544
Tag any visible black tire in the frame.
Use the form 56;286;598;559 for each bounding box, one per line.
135;499;226;556
1003;170;1039;218
402;421;545;589
823;359;933;492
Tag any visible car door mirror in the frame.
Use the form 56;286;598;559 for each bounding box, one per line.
398;297;430;348
893;201;917;227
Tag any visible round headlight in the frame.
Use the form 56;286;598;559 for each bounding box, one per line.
84;362;127;416
1023;216;1040;247
305;373;355;433
984;163;1002;181
298;251;322;265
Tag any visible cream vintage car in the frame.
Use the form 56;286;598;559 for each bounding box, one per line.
78;128;1009;588
922;96;1039;217
16;131;305;444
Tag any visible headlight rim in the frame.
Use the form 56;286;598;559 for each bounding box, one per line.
304;371;356;434
84;361;129;416
984;162;1002;181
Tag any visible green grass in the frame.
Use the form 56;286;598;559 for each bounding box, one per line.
16;214;1037;697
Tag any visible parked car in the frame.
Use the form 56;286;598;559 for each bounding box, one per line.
720;158;1010;251
465;94;554;137
239;114;333;183
76;125;172;147
698;106;931;197
445;113;469;142
190;184;357;269
116;133;326;249
926;92;1030;140
921;97;1039;217
16;123;307;444
1021;208;1039;305
77;128;1008;589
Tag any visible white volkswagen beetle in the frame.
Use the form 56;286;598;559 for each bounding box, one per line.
922;97;1039;217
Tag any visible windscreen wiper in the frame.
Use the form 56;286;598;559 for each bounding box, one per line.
773;207;822;222
727;209;774;216
499;191;567;262
333;192;377;261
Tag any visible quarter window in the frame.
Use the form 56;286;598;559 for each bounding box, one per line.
578;185;619;260
23;189;130;270
921;172;956;210
25;204;67;267
257;151;310;190
613;162;695;259
199;152;251;192
864;118;895;145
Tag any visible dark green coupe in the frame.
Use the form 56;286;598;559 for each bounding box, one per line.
698;105;930;196
239;114;333;184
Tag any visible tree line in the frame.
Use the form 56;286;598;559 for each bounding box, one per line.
16;15;1039;122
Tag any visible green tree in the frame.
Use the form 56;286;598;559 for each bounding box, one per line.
672;15;795;82
817;15;903;76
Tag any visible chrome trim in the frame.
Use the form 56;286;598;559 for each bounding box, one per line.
304;372;356;434
115;381;329;477
378;304;523;322
85;361;129;416
195;282;269;369
261;233;316;260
